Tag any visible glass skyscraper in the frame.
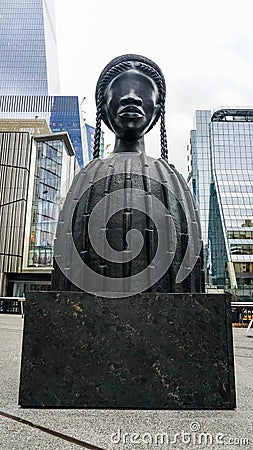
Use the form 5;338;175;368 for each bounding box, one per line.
0;0;60;95
0;0;89;166
188;109;253;292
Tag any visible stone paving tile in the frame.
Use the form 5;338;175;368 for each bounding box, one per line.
0;315;252;449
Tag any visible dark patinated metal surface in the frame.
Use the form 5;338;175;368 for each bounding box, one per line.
52;153;204;293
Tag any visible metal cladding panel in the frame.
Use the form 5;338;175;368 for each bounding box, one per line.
0;132;32;272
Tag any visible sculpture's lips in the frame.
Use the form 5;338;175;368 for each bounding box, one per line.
118;105;145;118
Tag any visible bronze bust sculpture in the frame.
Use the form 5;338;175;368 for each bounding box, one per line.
53;54;204;295
20;55;235;412
93;54;167;157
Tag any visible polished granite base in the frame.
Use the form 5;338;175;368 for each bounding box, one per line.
19;292;236;409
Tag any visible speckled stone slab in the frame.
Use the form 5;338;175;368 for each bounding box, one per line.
19;292;236;409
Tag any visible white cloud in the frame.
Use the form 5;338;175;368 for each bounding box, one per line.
54;0;253;176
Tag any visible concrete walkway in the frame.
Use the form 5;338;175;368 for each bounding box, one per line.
0;314;252;449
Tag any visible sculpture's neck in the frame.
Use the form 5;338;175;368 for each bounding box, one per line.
113;136;145;154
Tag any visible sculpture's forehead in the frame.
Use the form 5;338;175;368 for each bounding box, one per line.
106;68;159;93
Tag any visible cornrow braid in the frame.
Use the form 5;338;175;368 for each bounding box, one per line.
160;103;168;160
93;54;168;160
92;99;102;159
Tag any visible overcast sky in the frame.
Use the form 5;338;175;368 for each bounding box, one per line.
54;0;253;175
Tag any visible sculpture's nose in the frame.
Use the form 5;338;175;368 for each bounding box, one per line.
120;92;143;107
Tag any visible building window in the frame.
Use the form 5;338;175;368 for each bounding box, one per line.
28;140;63;267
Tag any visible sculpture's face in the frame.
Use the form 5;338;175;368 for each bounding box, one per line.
104;69;160;140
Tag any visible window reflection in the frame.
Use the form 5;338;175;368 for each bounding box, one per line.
28;140;63;267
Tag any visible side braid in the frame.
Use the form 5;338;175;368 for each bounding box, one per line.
138;65;168;160
93;100;102;159
160;103;168;160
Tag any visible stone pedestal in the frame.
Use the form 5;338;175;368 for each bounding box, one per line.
19;292;236;409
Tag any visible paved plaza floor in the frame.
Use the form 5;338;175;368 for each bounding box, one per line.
0;314;252;449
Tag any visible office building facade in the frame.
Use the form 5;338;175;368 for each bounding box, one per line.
188;109;253;291
0;95;87;167
0;120;76;296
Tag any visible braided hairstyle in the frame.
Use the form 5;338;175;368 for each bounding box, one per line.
93;54;168;160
